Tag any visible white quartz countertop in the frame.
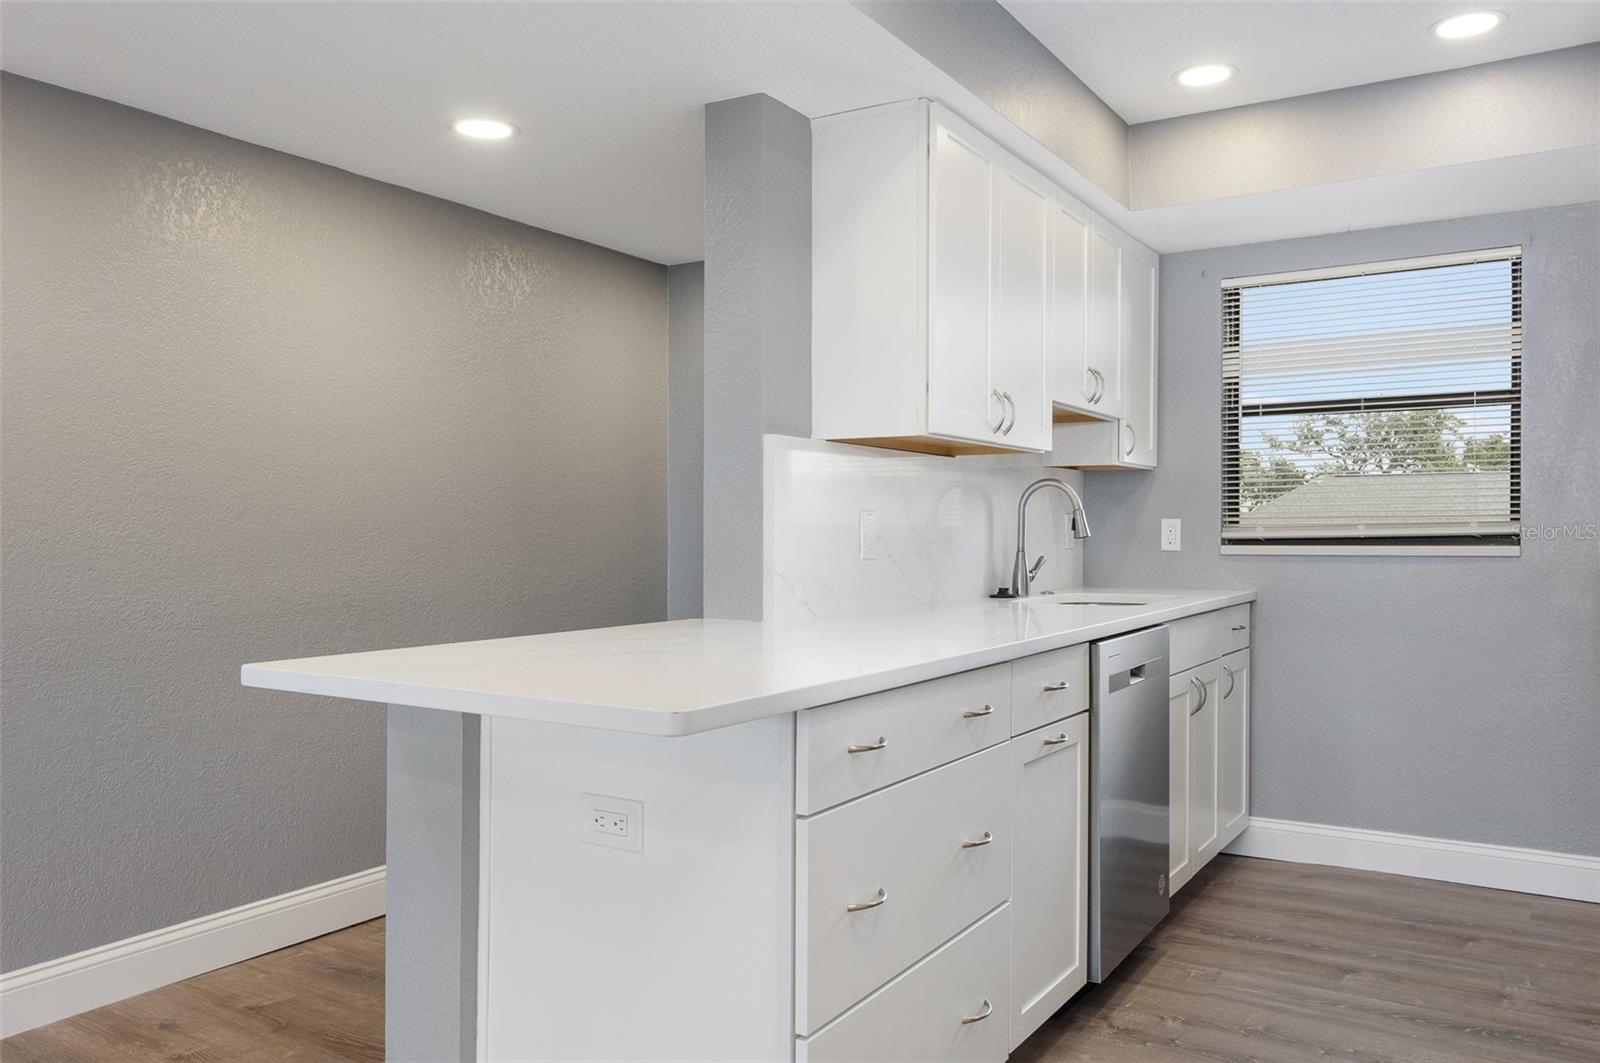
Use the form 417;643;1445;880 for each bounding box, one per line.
242;589;1254;736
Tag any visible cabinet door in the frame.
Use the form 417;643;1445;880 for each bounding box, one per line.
1118;243;1158;467
991;162;1052;452
1086;225;1121;419
1218;649;1250;847
1167;668;1193;890
1188;662;1221;870
1009;715;1088;1050
1048;193;1094;414
928;118;1000;445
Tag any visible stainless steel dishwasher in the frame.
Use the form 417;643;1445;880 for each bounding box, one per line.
1089;625;1171;982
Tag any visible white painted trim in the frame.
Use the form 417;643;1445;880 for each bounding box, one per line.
1225;818;1598;903
0;866;385;1038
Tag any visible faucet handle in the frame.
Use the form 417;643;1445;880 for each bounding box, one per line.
1028;555;1047;580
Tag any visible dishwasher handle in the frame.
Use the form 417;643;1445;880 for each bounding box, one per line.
1106;657;1161;693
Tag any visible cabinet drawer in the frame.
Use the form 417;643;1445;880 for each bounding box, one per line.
796;744;1011;1034
1169;604;1250;673
797;905;1010;1063
1009;643;1089;735
796;665;1012;814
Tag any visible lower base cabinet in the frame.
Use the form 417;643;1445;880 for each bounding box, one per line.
1217;648;1250;843
1008;714;1089;1049
797;905;1011;1063
1170;646;1250;895
478;605;1250;1062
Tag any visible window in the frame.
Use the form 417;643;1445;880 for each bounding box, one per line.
1222;248;1521;554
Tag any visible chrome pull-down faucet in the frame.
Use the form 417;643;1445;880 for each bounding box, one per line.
1006;477;1091;599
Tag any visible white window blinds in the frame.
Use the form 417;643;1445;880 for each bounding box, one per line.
1222;248;1521;546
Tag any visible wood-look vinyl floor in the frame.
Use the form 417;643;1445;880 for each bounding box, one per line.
2;917;383;1063
4;856;1596;1062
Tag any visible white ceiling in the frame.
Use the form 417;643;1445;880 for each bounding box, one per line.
1002;1;1600;123
3;1;1592;261
0;1;967;265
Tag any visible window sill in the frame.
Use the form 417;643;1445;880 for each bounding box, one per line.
1221;543;1520;557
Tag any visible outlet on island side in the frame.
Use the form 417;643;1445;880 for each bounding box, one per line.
1161;518;1182;552
581;792;644;853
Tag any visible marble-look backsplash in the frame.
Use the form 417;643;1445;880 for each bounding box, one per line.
763;436;1085;623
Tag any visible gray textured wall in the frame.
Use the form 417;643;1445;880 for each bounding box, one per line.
1083;204;1600;857
1130;44;1600;209
702;95;810;620
853;0;1129;203
668;262;705;620
0;73;670;971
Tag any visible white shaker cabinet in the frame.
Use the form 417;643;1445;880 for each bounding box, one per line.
1167;667;1195;891
1008;714;1089;1050
1050;225;1158;470
1217;649;1251;844
1167;610;1252;896
1047;191;1121;423
814;100;1050;455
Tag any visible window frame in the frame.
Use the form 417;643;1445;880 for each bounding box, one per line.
1220;247;1522;557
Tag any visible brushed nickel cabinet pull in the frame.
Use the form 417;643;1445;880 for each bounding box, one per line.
960;830;995;849
960;998;994;1025
847;736;887;754
1223;664;1236;700
1042;732;1071;746
1043;680;1070;692
962;703;995;719
846;887;888;913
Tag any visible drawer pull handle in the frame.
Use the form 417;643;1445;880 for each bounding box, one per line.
960;998;994;1025
960;830;994;849
1043;680;1071;692
1231;624;1247;632
962;703;995;719
1042;732;1071;746
847;737;887;754
846;887;888;913
1222;664;1236;699
1190;676;1207;714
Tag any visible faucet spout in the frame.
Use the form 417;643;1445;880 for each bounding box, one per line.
1009;477;1091;599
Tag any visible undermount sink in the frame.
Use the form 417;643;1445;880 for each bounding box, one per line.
1038;592;1175;607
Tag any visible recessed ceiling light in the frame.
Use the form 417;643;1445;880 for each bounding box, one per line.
1430;10;1506;40
1174;63;1236;88
451;117;517;140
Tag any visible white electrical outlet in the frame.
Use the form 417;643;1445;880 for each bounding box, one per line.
859;509;881;560
580;793;644;852
1160;518;1182;551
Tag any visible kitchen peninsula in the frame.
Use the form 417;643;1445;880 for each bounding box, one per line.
244;589;1254;1062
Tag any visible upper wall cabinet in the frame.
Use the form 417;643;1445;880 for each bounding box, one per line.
1048;194;1121;423
813;100;1051;455
1049;223;1158;470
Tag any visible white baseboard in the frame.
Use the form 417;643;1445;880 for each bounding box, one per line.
0;866;385;1038
1225;818;1599;903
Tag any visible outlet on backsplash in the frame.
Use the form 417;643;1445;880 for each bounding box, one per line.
859;510;881;561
